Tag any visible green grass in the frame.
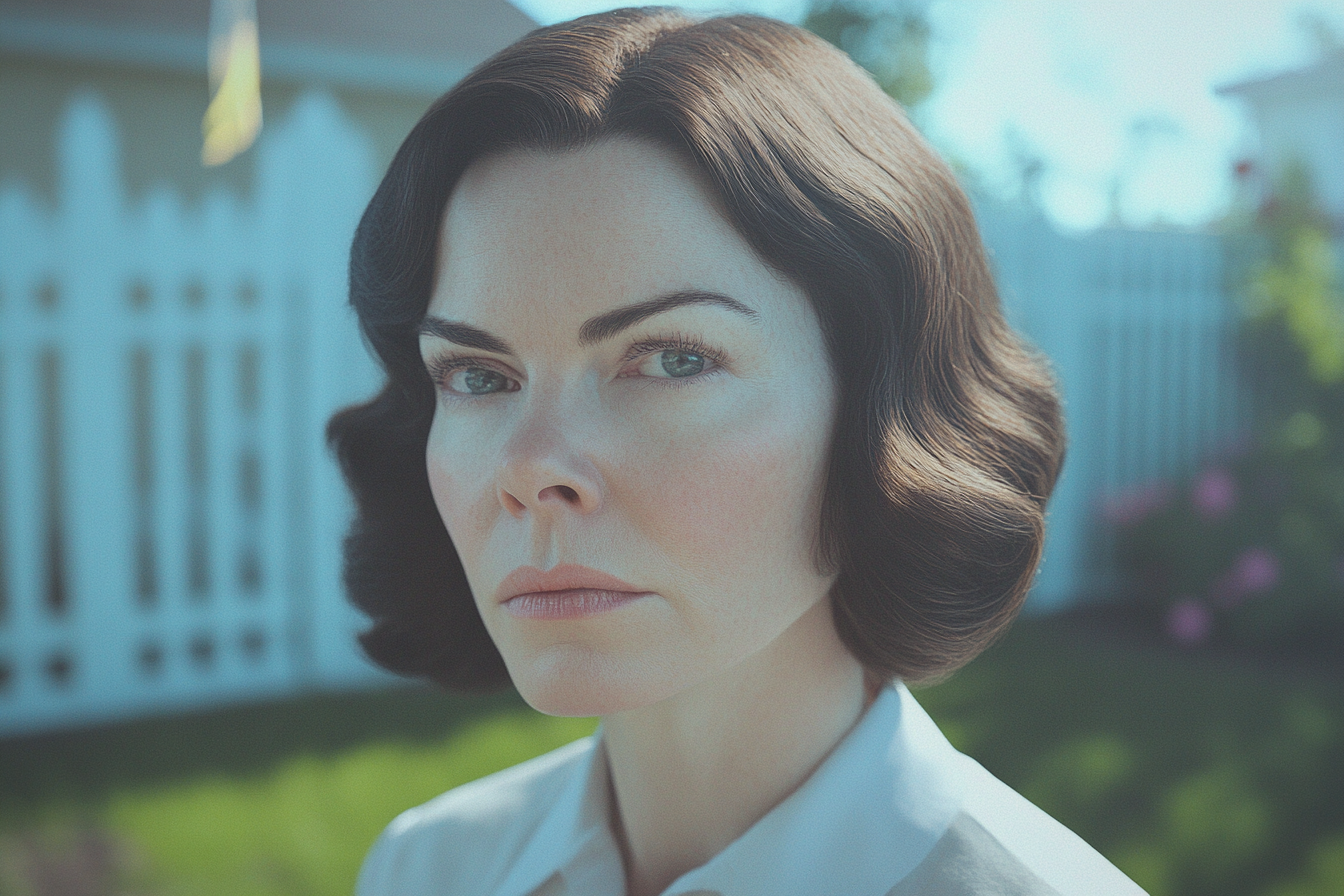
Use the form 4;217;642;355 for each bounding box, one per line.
1;614;1341;896
102;711;596;896
0;688;595;896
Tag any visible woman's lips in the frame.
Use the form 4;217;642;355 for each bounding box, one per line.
503;589;647;619
496;564;653;620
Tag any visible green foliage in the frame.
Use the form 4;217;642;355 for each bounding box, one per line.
1111;165;1344;651
802;0;933;110
1266;834;1344;896
1250;225;1344;383
1243;164;1344;387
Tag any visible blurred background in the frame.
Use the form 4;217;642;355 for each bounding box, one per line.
0;0;1341;893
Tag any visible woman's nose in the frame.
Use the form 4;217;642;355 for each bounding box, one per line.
495;403;604;519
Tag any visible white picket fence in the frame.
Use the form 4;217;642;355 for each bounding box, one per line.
0;90;1241;736
0;90;385;736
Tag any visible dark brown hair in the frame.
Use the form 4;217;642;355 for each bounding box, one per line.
327;6;1064;690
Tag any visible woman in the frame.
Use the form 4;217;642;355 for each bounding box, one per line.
331;8;1145;895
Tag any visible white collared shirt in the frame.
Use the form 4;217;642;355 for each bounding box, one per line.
357;683;1146;896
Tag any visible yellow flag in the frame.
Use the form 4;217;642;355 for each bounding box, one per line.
201;0;262;167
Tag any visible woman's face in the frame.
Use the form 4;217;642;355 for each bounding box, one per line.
421;137;840;717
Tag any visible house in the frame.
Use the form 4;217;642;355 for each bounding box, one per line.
1217;48;1344;228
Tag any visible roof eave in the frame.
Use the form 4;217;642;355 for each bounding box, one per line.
1215;48;1344;99
0;12;472;94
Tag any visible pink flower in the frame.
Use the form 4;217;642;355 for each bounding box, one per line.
1100;482;1172;526
1234;547;1280;592
1191;467;1237;520
1211;546;1281;607
1167;598;1211;646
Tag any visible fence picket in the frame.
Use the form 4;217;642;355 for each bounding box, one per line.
0;89;383;734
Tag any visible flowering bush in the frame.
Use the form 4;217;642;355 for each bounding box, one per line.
1110;168;1344;652
1110;448;1344;650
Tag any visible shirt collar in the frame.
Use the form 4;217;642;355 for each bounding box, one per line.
498;683;968;896
493;730;621;896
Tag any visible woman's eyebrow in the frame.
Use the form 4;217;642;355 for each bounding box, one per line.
417;289;758;353
417;318;514;355
577;289;759;346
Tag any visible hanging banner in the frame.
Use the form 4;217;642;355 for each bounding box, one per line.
201;0;262;166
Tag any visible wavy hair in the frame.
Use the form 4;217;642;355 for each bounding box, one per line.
327;6;1064;689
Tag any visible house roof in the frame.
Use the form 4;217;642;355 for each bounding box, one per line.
0;0;538;93
1216;47;1344;102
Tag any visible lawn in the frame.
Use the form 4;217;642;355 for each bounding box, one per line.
1;612;1340;896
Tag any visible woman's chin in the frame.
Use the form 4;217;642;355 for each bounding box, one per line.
508;649;679;718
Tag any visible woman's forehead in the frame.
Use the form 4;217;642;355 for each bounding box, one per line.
445;137;720;242
430;137;787;324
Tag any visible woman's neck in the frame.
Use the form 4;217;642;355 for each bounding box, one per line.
601;598;868;896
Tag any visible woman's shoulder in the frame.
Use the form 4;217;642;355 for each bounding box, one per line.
885;685;1145;894
942;753;1147;896
355;735;596;896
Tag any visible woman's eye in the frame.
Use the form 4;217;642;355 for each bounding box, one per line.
638;349;707;379
660;350;706;377
447;366;514;395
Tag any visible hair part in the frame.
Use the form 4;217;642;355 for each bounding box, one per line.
328;6;1064;690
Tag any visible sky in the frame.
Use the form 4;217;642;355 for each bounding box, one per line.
510;0;1344;232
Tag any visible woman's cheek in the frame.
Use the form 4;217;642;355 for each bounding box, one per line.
425;419;493;547
623;404;821;571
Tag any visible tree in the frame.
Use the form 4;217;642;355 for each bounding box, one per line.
802;0;934;111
